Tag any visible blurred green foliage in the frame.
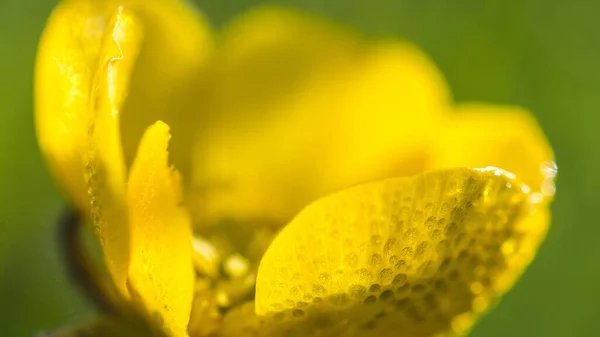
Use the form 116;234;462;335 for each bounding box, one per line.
0;0;598;336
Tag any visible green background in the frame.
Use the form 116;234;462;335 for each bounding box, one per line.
1;0;598;336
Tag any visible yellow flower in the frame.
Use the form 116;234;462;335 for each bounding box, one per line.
35;1;556;337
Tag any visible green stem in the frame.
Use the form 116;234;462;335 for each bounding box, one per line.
57;207;118;313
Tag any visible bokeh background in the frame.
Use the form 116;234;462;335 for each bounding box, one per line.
1;0;598;336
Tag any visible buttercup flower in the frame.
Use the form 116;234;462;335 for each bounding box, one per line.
35;1;556;336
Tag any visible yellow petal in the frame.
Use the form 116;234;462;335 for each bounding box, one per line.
35;0;213;212
116;0;213;175
127;121;194;337
429;104;556;198
35;0;110;211
189;7;450;226
254;168;550;337
86;5;143;297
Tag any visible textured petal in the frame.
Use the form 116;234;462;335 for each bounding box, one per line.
253;168;550;337
127;121;194;337
189;7;450;226
85;5;142;297
35;0;213;212
429;104;556;197
35;0;111;211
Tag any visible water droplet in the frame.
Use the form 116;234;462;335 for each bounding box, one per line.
438;258;452;273
470;281;484;295
380;268;394;285
379;290;395;301
415;242;429;259
530;192;544;204
448;269;460;281
540;161;558;179
425;216;437;230
356;268;372;283
394;219;405;232
501;240;516;255
349;285;367;299
404;228;418;242
541;179;556;196
472;295;489;314
371;254;382;266
369;284;381;293
296;301;308;308
392;273;407;286
452;207;465;221
394;260;407;271
312;284;326;296
384;238;400;256
395;283;410;295
436;240;450;255
364;295;377;304
445;222;458;236
441;202;451;213
434;279;449;293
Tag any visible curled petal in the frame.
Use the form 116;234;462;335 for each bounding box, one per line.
37;2;204;333
86;5;142;297
36;0;114;211
253;168;550;336
35;0;213;213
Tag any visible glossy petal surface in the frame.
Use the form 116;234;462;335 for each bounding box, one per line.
35;0;213;212
253;168;550;337
127;121;194;337
190;7;450;226
85;6;142;297
35;0;111;211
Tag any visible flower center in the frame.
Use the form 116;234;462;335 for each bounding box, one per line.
188;221;278;336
